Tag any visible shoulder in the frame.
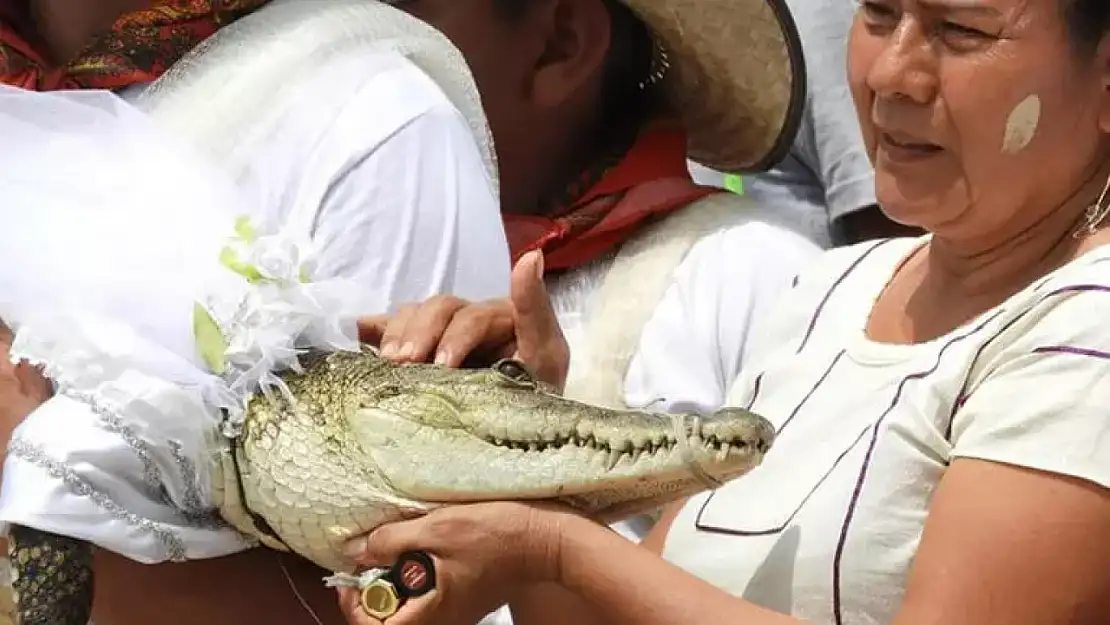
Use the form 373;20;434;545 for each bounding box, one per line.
974;250;1110;367
949;249;1110;490
318;51;474;154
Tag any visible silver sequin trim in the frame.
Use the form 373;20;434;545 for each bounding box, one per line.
7;438;189;562
65;389;164;502
64;390;225;530
167;439;226;530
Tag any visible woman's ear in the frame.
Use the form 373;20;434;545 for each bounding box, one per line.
526;0;612;110
1096;34;1110;134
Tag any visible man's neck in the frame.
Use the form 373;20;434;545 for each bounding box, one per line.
26;0;149;63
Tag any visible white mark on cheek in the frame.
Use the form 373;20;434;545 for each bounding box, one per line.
1002;95;1041;154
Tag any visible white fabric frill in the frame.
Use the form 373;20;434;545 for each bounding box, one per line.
0;85;370;563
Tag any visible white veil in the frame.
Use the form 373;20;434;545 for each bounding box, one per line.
0;85;364;562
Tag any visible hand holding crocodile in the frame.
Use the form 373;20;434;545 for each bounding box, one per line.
357;251;570;389
339;501;574;625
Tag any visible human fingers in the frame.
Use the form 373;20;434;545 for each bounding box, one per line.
378;590;442;625
394;295;469;364
13;361;51;403
336;581;443;625
357;315;389;347
378;304;417;360
434;299;516;367
345;517;432;569
337;586;388;625
510;252;569;388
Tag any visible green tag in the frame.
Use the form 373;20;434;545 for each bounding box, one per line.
193;302;228;374
723;174;745;195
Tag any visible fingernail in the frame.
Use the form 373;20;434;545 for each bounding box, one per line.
434;349;451;366
534;252;545;278
343;536;368;559
381;343;396;357
397;342;414;359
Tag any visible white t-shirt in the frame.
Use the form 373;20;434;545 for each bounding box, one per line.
663;237;1110;624
552;220;822;415
550;216;823;529
121;49;511;310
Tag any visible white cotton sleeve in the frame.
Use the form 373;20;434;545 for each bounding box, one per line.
295;63;511;314
623;221;822;414
951;289;1110;489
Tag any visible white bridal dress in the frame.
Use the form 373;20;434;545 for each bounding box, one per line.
0;84;366;563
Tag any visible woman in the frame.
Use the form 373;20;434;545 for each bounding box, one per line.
344;0;1110;623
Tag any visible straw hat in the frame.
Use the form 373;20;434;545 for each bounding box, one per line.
139;0;803;181
621;0;806;173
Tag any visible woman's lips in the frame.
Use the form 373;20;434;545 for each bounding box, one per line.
878;132;943;163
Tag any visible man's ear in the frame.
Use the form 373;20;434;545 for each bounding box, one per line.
526;0;612;110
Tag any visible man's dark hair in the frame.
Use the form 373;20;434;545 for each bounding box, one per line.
1065;0;1110;55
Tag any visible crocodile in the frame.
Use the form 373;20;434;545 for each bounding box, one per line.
2;345;775;625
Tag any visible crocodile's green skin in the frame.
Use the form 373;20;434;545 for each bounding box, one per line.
2;347;775;624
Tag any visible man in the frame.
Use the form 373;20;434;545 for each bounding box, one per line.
0;1;805;624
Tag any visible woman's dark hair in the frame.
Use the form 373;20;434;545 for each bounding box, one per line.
1065;0;1110;54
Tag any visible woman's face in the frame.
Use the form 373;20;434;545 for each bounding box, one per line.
847;0;1110;238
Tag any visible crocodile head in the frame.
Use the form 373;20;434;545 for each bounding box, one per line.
341;351;775;523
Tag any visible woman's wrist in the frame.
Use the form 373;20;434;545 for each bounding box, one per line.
535;509;629;587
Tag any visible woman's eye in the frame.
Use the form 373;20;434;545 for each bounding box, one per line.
859;0;897;21
940;21;990;39
935;20;997;51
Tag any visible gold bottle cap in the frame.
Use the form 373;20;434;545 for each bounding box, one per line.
360;579;401;620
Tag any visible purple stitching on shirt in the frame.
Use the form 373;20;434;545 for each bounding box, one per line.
830;309;1003;625
1031;345;1110;359
742;240;892;412
695;350;848;535
798;240;892;352
944;283;1110;441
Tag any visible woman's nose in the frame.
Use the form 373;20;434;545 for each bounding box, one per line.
866;20;938;105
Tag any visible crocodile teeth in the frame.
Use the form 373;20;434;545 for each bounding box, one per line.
606;449;623;470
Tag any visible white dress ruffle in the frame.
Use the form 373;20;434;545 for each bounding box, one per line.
0;85;367;563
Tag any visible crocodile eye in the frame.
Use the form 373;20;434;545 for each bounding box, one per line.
493;359;536;388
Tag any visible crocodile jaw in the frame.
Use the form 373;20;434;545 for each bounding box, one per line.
228;350;776;572
353;404;774;522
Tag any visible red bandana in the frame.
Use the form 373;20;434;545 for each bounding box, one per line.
503;121;720;273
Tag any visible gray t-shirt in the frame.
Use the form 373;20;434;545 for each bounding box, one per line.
689;0;875;249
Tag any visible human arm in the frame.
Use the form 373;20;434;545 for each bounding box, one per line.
348;432;1110;625
0;321;52;464
344;285;1110;625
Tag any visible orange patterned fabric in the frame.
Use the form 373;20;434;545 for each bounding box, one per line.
0;0;268;90
503;121;720;273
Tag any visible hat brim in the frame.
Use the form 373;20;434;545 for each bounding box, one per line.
621;0;806;173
